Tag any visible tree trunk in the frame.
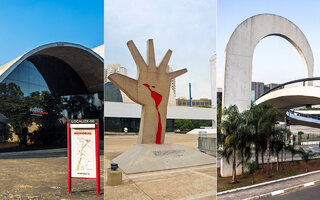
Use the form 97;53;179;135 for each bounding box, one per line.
305;161;308;172
252;173;255;184
261;151;264;171
267;138;271;177
232;147;237;183
285;148;287;161
241;150;244;175
276;154;279;171
255;147;259;169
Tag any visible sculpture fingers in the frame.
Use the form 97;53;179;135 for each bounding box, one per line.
168;68;187;79
158;49;172;72
108;73;139;102
127;40;147;72
147;39;156;71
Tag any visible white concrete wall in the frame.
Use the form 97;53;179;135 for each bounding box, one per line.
223;14;314;112
104;101;215;120
210;54;217;130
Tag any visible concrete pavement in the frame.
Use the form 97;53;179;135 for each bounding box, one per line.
0;148;104;199
105;134;216;200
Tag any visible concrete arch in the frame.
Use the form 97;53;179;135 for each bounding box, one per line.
0;42;104;96
223;14;314;112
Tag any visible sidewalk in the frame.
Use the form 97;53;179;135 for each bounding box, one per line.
217;171;320;200
0;148;67;159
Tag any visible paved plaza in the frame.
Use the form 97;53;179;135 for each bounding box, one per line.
104;133;216;200
0;148;104;200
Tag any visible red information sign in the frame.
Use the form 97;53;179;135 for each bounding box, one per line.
67;119;100;195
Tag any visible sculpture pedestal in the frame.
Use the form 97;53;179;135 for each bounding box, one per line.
112;143;216;174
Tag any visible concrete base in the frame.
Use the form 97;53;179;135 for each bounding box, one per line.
112;143;216;174
107;168;123;186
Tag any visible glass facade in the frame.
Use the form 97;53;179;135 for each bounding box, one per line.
3;60;49;96
0;60;103;150
104;82;123;102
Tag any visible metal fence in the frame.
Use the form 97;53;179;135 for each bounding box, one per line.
198;135;216;153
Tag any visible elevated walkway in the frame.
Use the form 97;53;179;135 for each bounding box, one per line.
255;77;320;127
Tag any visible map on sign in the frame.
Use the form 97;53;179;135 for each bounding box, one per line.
71;127;96;178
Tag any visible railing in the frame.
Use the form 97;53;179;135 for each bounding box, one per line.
257;77;320;100
198;135;216;153
289;110;320;120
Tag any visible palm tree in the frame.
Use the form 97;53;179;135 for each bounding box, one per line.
286;143;298;163
248;104;264;169
245;161;257;184
271;126;287;171
237;110;253;175
217;99;224;149
258;104;281;177
259;135;267;171
221;105;241;183
298;148;318;172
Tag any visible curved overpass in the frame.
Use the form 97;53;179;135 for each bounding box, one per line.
255;77;320;127
255;86;320;112
288;111;320;128
0;42;104;96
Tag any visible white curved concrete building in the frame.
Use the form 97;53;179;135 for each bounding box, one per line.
0;42;104;97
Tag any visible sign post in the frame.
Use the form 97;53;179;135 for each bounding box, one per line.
67;119;100;195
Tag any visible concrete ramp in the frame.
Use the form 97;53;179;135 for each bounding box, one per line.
256;86;320;111
288;112;320;128
112;144;216;174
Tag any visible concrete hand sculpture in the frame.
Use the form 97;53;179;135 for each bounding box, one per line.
109;39;187;144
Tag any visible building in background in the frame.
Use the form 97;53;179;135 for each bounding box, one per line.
176;97;212;107
251;81;281;101
168;66;176;97
104;64;128;83
251;82;265;101
0;42;104;146
264;83;281;92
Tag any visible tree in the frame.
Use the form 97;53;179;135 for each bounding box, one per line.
221;105;241;183
271;126;288;171
174;119;194;131
258;104;281;177
247;104;265;169
28;91;64;146
237;110;253;175
217;99;223;148
298;148;318;172
245;161;257;184
286;142;298;163
0;83;33;142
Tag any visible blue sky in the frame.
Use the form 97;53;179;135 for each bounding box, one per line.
105;0;216;99
217;0;320;88
0;0;103;66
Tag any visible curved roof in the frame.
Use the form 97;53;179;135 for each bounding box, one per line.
0;42;104;96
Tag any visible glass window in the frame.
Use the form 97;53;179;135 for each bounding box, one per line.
3;61;49;96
